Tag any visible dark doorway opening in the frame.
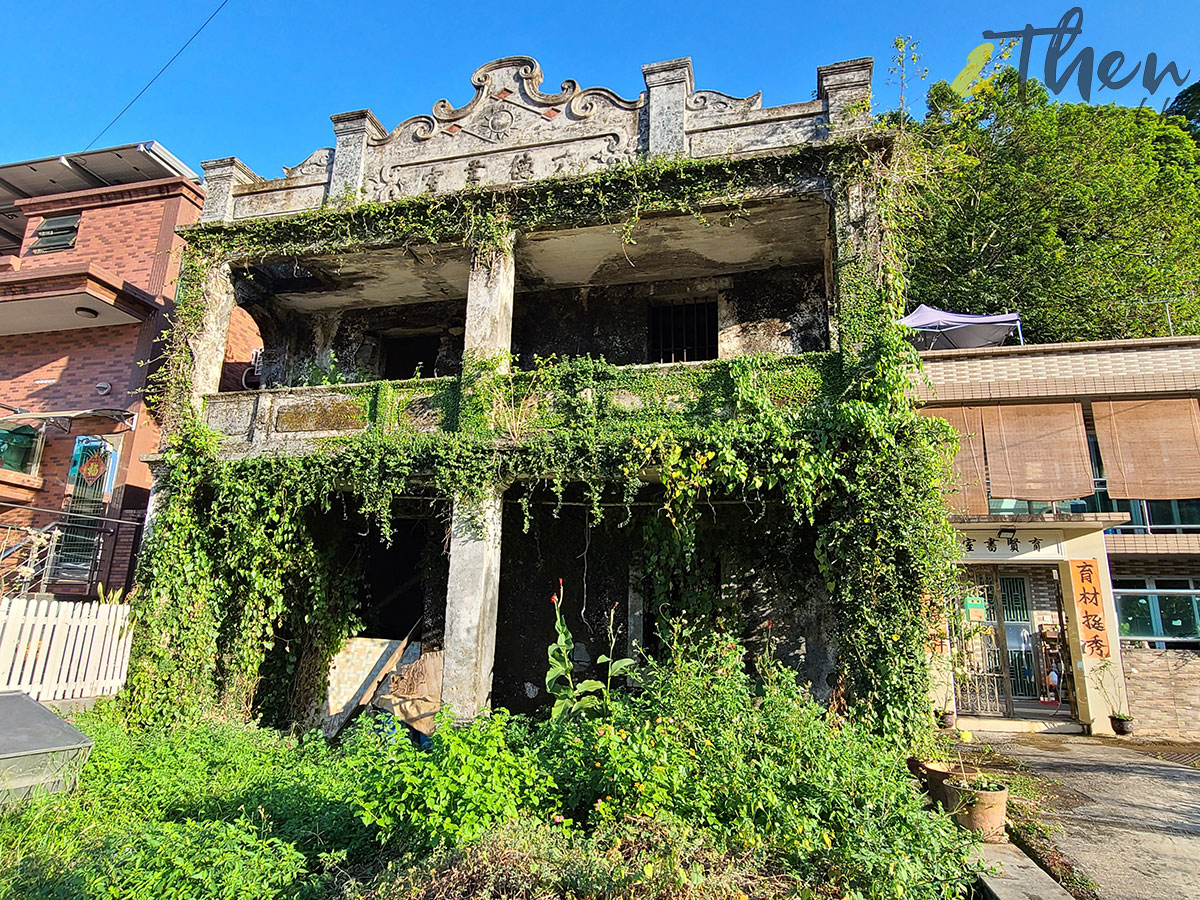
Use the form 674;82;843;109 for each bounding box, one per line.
383;332;442;380
359;518;433;639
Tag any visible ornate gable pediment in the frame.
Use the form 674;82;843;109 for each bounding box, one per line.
364;57;645;200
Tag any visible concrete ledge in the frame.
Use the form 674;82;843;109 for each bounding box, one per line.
958;716;1084;735
977;843;1074;900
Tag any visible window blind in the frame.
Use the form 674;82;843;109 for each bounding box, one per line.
1092;399;1200;500
981;403;1094;501
918;406;989;514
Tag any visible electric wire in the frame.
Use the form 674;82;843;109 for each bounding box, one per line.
83;0;233;151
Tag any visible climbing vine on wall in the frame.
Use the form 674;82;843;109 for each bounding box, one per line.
125;140;960;740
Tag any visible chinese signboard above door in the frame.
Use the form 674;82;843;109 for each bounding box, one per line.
1070;558;1110;659
957;530;1064;562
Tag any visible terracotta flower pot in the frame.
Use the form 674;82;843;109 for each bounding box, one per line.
944;780;1008;843
923;761;980;808
1110;715;1134;736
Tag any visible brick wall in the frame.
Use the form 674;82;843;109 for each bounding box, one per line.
1109;557;1200;580
219;305;262;392
1122;645;1200;739
16;178;204;299
1;177;203;597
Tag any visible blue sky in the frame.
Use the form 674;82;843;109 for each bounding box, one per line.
4;1;1197;178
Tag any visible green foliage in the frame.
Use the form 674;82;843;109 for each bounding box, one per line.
351;709;557;851
1166;81;1200;144
367;816;794;900
4;638;979;899
546;581;635;720
81;816;310;900
0;705;377;900
534;632;979;900
903;67;1200;342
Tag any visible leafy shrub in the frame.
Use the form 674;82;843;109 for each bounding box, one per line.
82;814;310;900
535;632;979;900
0;704;377;900
351;709;557;850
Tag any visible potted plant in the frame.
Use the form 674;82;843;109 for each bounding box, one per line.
923;758;981;809
1110;712;1135;735
943;775;1008;843
1090;659;1135;735
937;707;957;730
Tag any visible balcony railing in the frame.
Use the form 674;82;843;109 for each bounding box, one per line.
201;354;841;458
0;507;141;598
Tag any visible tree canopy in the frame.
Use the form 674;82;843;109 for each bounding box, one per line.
1166;81;1200;143
896;69;1200;343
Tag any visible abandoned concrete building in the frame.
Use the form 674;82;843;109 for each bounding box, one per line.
175;54;887;726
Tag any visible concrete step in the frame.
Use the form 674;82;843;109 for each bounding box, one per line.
958;715;1083;735
976;843;1074;900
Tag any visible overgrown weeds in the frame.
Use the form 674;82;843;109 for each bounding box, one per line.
2;634;980;899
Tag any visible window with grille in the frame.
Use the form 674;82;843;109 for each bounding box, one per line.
648;298;718;363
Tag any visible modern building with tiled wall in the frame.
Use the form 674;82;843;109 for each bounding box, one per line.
920;337;1200;739
0;144;258;600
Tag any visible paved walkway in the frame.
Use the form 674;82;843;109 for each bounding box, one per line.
990;733;1200;900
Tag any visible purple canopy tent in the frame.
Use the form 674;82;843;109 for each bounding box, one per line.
898;304;1024;350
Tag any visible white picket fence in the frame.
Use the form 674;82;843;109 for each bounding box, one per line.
0;597;133;702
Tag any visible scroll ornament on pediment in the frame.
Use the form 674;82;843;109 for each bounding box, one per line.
686;90;763;114
283;148;334;179
362;56;645;201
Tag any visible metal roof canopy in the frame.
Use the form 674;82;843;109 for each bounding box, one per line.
0;691;94;805
0;142;198;255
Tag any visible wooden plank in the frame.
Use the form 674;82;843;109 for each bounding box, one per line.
31;599;60;699
77;603;101;698
15;599;47;693
38;601;71;702
111;604;133;695
61;602;87;699
0;597;24;688
94;604;120;695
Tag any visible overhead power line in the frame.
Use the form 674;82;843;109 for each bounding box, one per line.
83;0;233;151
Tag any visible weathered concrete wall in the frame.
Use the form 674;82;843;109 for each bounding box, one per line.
1122;646;1200;739
239;294;467;386
511;265;827;365
717;265;828;356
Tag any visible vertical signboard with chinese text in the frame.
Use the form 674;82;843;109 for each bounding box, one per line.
1070;558;1109;659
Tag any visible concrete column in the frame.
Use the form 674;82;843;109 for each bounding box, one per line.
441;489;505;720
1058;532;1128;735
198;158;260;223
189;262;240;405
329;110;386;202
642;58;694;156
816;58;874;136
464;234;516;371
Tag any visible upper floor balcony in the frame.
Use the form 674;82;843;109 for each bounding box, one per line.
0;145;201;334
201;352;840;459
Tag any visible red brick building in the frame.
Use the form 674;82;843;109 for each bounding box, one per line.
0;144;258;600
